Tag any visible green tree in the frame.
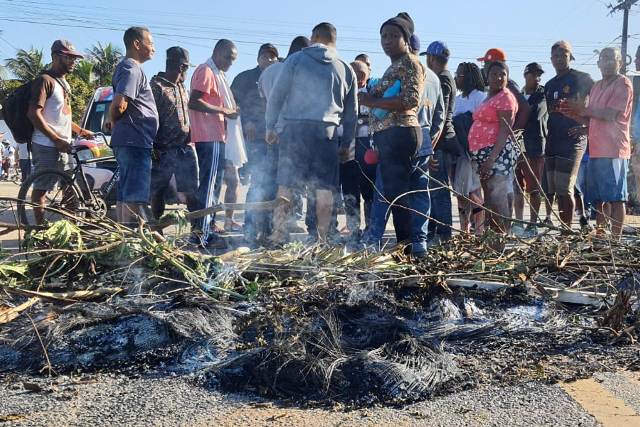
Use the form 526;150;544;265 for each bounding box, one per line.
73;60;95;85
4;48;45;82
86;42;122;86
66;73;97;123
0;78;22;110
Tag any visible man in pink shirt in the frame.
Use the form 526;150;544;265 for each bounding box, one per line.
188;39;238;248
562;47;633;238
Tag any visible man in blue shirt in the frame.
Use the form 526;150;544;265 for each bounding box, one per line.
108;26;159;226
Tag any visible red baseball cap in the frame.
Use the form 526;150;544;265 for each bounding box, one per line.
477;48;506;62
51;39;84;58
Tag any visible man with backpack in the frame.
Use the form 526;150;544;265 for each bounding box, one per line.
26;39;92;223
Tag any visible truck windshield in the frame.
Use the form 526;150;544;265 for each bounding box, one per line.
85;101;112;135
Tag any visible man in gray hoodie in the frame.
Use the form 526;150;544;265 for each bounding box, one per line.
265;22;357;244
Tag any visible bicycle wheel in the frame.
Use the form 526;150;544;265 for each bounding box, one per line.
17;168;85;228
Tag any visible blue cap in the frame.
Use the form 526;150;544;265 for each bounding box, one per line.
420;40;450;58
410;34;421;54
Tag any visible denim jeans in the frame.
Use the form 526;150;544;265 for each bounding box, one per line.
409;156;431;255
366;167;389;243
366;156;431;254
427;149;452;239
372;126;422;245
113;145;152;203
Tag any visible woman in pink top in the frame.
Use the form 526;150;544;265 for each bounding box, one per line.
468;61;519;233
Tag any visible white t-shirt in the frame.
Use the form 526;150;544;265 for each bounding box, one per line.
31;76;72;148
454;89;487;116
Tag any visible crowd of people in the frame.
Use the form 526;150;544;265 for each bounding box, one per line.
21;12;640;254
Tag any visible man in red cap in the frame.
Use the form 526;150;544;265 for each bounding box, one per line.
478;48;530;131
27;39;93;224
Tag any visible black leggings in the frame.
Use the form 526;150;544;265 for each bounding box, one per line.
374;126;422;243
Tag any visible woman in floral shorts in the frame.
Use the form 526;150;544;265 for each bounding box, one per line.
468;61;519;233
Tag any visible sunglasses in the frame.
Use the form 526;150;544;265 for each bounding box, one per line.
58;53;81;63
168;60;189;71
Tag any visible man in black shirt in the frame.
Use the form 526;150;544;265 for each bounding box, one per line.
544;40;594;229
513;62;548;237
421;41;457;243
231;43;279;244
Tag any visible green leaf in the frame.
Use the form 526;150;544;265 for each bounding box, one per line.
0;262;28;279
41;220;83;249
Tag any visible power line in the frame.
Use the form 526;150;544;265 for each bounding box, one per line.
0;0;614;75
0;0;621;48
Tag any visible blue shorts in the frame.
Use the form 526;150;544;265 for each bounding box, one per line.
586;158;628;203
113;145;152;203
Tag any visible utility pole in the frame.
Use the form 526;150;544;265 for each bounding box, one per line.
609;0;639;74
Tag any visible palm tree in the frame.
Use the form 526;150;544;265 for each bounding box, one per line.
73;60;95;85
4;48;45;82
86;42;122;86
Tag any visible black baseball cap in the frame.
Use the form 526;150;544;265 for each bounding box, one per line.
524;62;544;75
166;46;189;64
258;43;279;58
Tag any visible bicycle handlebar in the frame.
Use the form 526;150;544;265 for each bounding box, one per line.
70;132;112;161
73;132;108;146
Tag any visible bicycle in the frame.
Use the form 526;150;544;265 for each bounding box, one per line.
17;133;119;227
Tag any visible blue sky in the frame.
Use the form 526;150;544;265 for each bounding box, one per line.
0;0;637;87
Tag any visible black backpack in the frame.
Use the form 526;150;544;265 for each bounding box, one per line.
1;81;34;144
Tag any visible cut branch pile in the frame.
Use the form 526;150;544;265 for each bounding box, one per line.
0;207;638;405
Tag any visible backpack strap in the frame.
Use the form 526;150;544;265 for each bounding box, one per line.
42;71;71;97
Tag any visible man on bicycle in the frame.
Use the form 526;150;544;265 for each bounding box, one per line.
27;39;93;224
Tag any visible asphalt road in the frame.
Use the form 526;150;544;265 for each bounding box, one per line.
1;372;639;426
